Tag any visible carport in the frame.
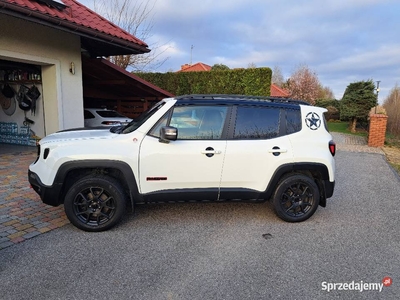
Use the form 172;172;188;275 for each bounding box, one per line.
82;57;174;119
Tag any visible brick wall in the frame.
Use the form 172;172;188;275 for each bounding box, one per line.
368;114;388;147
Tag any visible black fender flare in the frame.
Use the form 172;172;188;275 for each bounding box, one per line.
54;160;142;208
263;163;332;206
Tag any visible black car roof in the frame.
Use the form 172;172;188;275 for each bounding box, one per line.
174;94;310;108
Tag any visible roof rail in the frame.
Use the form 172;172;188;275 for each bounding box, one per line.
174;94;310;105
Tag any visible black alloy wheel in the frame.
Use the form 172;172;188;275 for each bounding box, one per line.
64;175;126;231
272;174;320;222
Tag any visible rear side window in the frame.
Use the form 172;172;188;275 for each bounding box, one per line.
233;106;281;139
285;108;302;134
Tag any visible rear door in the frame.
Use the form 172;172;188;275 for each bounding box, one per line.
220;105;296;198
139;105;229;200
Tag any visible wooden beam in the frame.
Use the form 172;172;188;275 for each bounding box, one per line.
85;80;126;85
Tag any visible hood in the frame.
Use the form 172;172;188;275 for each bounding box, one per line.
40;127;116;145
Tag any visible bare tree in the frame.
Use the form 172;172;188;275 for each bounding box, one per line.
272;66;284;87
93;0;169;71
318;86;335;100
287;65;321;105
383;84;400;135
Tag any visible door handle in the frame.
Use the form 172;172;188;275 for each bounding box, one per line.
268;149;287;153
268;146;287;156
201;147;221;157
201;150;222;154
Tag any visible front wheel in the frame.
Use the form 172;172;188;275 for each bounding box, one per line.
272;174;320;222
64;175;126;232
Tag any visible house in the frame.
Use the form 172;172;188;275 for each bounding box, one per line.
178;62;212;72
0;0;172;144
270;83;290;98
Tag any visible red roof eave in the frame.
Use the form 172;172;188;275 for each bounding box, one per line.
177;62;212;72
0;0;150;54
271;84;290;98
99;58;174;97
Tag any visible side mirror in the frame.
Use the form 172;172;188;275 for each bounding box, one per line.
159;126;177;143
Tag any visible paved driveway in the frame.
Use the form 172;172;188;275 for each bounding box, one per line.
0;137;399;299
0;146;68;249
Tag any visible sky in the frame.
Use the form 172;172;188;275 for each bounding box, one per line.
79;0;400;102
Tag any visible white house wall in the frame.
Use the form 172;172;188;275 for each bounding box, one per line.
0;14;83;136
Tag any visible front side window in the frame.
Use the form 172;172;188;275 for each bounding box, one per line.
150;105;228;140
233;106;281;139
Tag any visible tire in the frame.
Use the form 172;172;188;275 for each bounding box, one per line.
64;175;126;232
272;174;320;222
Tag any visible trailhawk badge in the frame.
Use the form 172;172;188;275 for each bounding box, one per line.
305;112;321;130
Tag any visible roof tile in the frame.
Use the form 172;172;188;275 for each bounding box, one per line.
178;62;212;72
3;0;147;47
270;84;290;98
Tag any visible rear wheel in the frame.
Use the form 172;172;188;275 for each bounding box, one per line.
64;175;126;232
272;174;319;222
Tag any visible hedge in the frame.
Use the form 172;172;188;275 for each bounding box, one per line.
135;67;272;96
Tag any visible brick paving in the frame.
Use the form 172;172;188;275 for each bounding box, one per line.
0;147;68;249
331;132;385;154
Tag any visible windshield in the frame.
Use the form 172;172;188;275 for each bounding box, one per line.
112;101;166;134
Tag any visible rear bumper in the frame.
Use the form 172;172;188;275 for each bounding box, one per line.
28;170;62;207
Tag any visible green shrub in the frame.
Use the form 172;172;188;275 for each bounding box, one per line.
135;67;272;96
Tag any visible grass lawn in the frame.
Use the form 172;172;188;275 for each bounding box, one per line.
327;121;367;136
383;134;400;175
385;133;400;148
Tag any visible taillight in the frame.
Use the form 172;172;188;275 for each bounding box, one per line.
329;140;336;156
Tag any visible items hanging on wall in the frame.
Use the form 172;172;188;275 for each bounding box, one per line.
1;83;15;98
26;85;40;115
0;82;41;116
17;84;31;111
16;84;41;115
1;70;41;82
0;89;17;116
0;61;43;145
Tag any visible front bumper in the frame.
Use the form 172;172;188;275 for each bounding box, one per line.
28;170;63;207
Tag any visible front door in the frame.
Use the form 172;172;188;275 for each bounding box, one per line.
139;105;229;201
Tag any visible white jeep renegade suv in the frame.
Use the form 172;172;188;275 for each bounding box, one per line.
29;95;336;231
